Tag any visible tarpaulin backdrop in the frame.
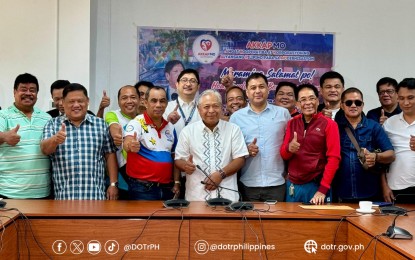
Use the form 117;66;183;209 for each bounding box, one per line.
138;27;334;101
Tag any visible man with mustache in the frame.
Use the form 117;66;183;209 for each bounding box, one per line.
0;73;51;199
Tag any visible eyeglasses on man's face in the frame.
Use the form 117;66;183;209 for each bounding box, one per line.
179;78;198;85
298;96;317;104
378;89;395;96
343;100;363;107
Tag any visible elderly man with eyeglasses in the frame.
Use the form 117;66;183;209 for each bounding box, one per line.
280;84;341;205
367;77;401;125
333;87;395;203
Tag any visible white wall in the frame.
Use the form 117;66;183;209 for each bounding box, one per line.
0;0;90;112
91;0;415;112
0;0;57;110
2;0;415;112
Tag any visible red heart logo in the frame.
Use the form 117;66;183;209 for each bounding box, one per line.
200;39;212;51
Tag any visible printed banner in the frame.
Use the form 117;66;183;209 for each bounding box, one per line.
138;27;334;101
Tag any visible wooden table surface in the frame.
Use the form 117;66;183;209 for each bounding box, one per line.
2;199;359;219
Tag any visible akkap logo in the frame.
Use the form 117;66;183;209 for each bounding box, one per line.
192;34;219;64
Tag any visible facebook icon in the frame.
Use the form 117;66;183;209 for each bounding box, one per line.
52;240;67;254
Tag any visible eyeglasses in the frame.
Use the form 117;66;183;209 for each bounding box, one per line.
179;78;198;85
298;96;317;104
343;100;363;107
378;89;395;96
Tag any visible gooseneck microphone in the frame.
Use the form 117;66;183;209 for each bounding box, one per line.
386;213;413;239
196;165;233;206
197;165;253;210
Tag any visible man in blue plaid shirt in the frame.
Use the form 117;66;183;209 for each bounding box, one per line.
41;83;119;200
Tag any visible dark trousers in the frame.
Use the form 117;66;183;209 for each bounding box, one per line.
240;182;286;202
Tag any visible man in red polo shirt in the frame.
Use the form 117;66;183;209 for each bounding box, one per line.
123;86;180;200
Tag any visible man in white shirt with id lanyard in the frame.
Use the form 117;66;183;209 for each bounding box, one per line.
164;69;202;197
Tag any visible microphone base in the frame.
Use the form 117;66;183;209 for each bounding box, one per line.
206;198;232;207
387;225;413;239
226;202;254;211
163;199;190;208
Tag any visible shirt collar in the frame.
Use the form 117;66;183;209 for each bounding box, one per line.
11;104;38;114
203;119;223;133
143;111;169;130
63;113;93;126
177;96;197;107
247;103;270;114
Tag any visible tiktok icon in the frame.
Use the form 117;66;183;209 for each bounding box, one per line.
105;240;119;255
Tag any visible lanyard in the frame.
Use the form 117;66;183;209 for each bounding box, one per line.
176;99;197;126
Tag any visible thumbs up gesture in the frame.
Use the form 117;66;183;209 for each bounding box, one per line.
248;137;259;157
184;154;196;175
167;104;181;124
109;123;123;146
4;124;21;146
99;90;110;109
221;67;235;89
288;132;300;153
128;132;141;153
363;148;376;167
379;109;388;125
322;102;333;119
54;123;67;145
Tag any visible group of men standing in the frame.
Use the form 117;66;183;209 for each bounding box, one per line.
1;70;414;205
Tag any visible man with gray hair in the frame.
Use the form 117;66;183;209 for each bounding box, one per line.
175;89;248;201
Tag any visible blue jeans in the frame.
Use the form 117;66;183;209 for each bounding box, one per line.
285;179;331;203
127;177;174;201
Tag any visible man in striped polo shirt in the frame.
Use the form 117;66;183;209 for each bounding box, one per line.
0;73;51;199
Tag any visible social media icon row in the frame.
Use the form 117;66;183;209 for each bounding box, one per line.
52;240;119;255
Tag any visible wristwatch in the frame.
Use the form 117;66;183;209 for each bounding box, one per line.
219;168;227;179
110;182;119;187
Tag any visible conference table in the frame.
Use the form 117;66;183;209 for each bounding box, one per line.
0;200;414;259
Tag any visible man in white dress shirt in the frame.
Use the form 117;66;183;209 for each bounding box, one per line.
164;69;202;198
175;89;248;201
